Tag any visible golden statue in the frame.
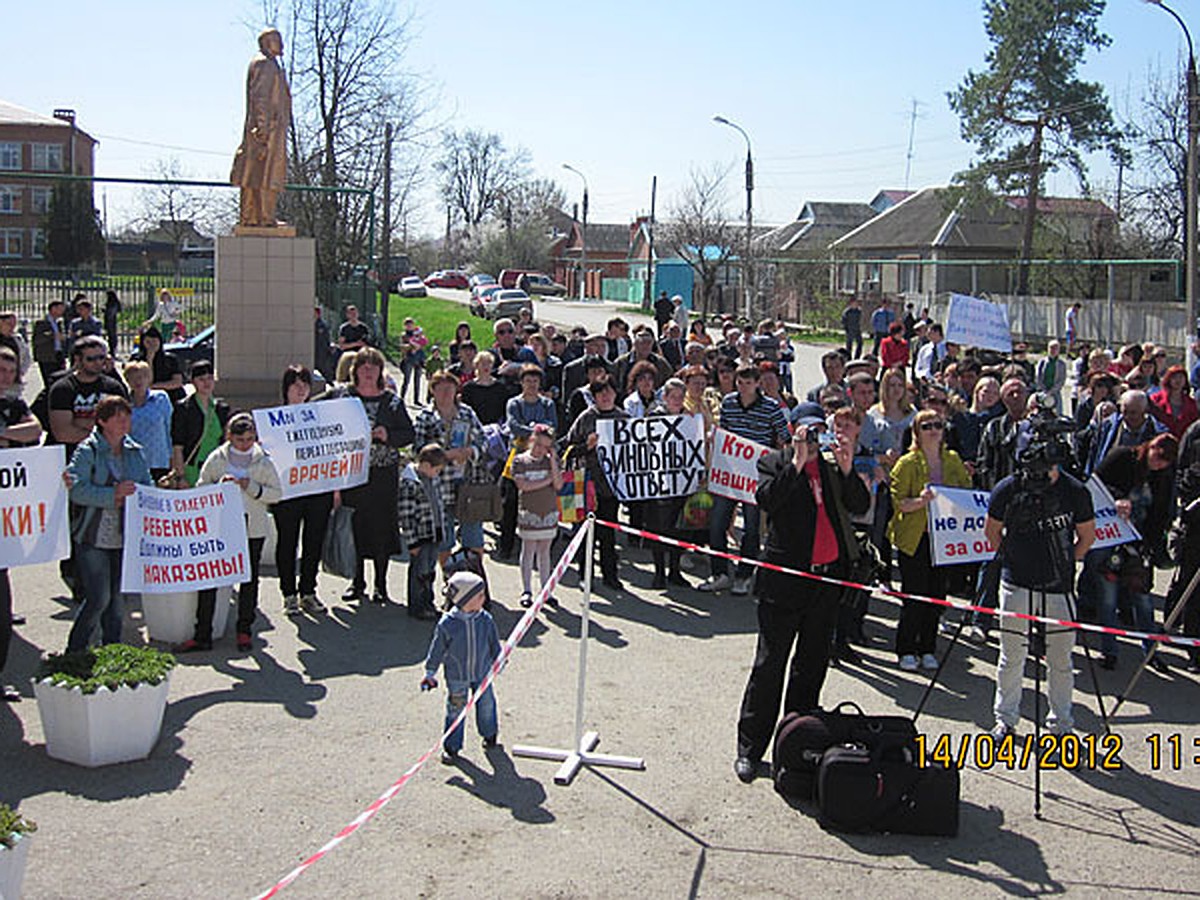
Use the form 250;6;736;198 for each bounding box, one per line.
231;28;291;229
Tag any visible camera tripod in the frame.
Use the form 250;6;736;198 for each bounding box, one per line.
912;484;1110;818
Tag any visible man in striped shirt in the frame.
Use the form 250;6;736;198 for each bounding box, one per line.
699;365;792;595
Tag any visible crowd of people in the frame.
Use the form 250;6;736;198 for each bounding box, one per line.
2;291;1198;778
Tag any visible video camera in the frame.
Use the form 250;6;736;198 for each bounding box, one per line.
1016;392;1076;484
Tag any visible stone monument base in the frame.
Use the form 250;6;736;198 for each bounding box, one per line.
216;234;315;410
233;223;297;238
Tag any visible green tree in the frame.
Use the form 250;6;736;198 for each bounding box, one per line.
44;180;104;267
947;0;1124;295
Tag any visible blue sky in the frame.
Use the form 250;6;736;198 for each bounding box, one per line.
0;0;1186;235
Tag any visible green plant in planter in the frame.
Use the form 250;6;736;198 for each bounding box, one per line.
0;804;36;849
35;644;176;694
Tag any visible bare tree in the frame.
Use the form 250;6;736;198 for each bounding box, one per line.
663;165;737;316
1123;60;1188;259
434;129;531;233
260;0;434;284
134;158;221;276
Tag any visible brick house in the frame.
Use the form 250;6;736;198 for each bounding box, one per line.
0;101;97;263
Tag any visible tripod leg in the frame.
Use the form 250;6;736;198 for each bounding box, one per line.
1063;590;1111;736
1033;609;1043;820
1111;563;1200;717
912;559;998;724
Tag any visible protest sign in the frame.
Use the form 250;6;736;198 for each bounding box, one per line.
595;414;705;502
944;293;1013;353
122;483;251;593
927;476;1139;566
707;428;772;505
0;445;69;568
253;398;370;500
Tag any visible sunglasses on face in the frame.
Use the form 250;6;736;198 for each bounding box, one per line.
919;421;945;432
83;354;106;363
496;328;514;335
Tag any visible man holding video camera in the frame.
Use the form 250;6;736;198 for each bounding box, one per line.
984;415;1095;739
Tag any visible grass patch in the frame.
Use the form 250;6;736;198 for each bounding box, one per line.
35;643;176;694
0;804;36;847
382;294;476;358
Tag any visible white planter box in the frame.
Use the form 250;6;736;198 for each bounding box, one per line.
34;676;170;768
0;832;32;900
140;588;233;645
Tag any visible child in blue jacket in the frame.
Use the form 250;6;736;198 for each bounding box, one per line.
421;572;501;764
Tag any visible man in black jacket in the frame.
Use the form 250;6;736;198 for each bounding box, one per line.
734;406;870;782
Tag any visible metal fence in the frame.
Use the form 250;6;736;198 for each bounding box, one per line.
0;268;214;357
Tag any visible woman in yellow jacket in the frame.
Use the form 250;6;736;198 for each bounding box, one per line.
888;407;972;672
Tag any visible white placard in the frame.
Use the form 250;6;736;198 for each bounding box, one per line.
121;483;251;593
253;398;371;500
595;414;705;502
927;476;1139;566
707;428;773;505
0;445;70;568
944;293;1013;353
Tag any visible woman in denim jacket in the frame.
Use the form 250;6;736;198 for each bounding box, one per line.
65;395;152;652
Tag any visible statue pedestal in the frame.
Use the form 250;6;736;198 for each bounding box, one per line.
233;223;297;238
216;235;314;410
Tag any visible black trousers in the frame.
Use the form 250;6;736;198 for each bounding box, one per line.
499;477;519;556
737;581;841;761
0;569;11;674
648;497;684;577
1167;523;1200;662
896;534;945;657
274;493;333;597
195;537;265;641
575;495;619;580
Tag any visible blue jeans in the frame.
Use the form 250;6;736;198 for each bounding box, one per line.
1097;574;1155;657
68;545;123;652
709;495;760;579
443;681;498;753
407;541;438;614
438;510;484;552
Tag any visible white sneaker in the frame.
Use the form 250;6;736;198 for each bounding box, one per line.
899;654;919;671
300;594;326;614
968;625;989;643
283;594;300;615
698;574;732;593
990;722;1015;740
731;576;752;596
921;653;939;671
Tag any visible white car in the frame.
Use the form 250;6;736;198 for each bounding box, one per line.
398;276;427;298
483;289;532;320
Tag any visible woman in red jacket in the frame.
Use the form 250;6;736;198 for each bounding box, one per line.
1149;364;1198;439
878;321;909;371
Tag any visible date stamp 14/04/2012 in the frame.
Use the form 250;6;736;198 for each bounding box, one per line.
917;733;1200;772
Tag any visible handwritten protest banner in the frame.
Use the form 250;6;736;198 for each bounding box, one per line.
121;483;251;593
707;428;772;505
0;446;69;568
253;398;370;500
595;414;705;502
944;293;1013;353
927;476;1139;566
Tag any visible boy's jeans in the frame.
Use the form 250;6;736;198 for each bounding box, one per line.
408;541;438;614
443;681;498;753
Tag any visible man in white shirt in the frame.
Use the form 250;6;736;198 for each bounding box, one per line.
914;323;947;382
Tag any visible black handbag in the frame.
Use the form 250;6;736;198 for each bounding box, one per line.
320;505;356;579
455;469;503;523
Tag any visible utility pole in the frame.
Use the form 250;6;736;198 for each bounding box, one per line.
713;116;753;320
563;164;589;300
379;123;392;343
904;99;921;191
642;176;657;311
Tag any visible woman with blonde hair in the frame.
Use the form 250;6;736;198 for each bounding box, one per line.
888;407;971;671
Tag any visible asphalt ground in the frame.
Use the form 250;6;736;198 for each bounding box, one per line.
3;302;1199;897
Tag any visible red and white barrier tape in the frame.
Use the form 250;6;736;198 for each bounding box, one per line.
594;518;1200;650
253;519;593;900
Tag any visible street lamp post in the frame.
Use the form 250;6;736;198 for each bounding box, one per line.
1146;0;1199;367
563;163;589;301
714;115;754;321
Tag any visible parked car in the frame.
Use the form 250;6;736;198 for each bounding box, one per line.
482;288;533;321
469;284;502;317
468;273;496;290
424;270;469;290
519;273;567;297
164;324;214;370
398;276;428;298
